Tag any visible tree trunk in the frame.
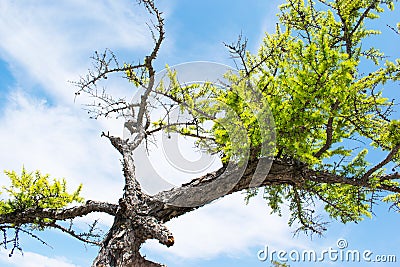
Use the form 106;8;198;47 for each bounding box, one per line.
91;199;173;267
91;136;175;267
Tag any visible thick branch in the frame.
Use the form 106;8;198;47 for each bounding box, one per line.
50;222;101;246
150;156;400;222
0;200;118;225
149;158;296;222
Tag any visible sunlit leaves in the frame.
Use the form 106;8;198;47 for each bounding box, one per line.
0;168;84;216
316;183;372;222
246;0;399;229
339;149;370;178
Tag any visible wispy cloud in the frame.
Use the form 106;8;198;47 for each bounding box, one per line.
0;0;160;203
0;91;122;204
0;0;153;102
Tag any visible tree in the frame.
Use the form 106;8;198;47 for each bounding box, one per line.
1;0;400;266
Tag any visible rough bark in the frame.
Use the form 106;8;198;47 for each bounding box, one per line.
0;201;118;225
91;208;173;267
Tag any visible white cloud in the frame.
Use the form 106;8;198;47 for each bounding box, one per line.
0;0;153;102
0;249;79;267
0;91;123;205
0;0;163;257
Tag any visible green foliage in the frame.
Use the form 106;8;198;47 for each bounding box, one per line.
121;0;400;234
383;193;400;210
124;63;149;87
249;0;399;228
387;120;400;147
339;149;370;178
153;67;275;164
0;168;84;215
317;183;372;222
263;185;287;216
151;0;400;231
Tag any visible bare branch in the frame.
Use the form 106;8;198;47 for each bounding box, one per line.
387;23;400;35
224;33;249;75
50;222;102;246
292;188;326;236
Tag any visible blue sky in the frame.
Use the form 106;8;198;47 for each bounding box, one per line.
0;1;399;267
